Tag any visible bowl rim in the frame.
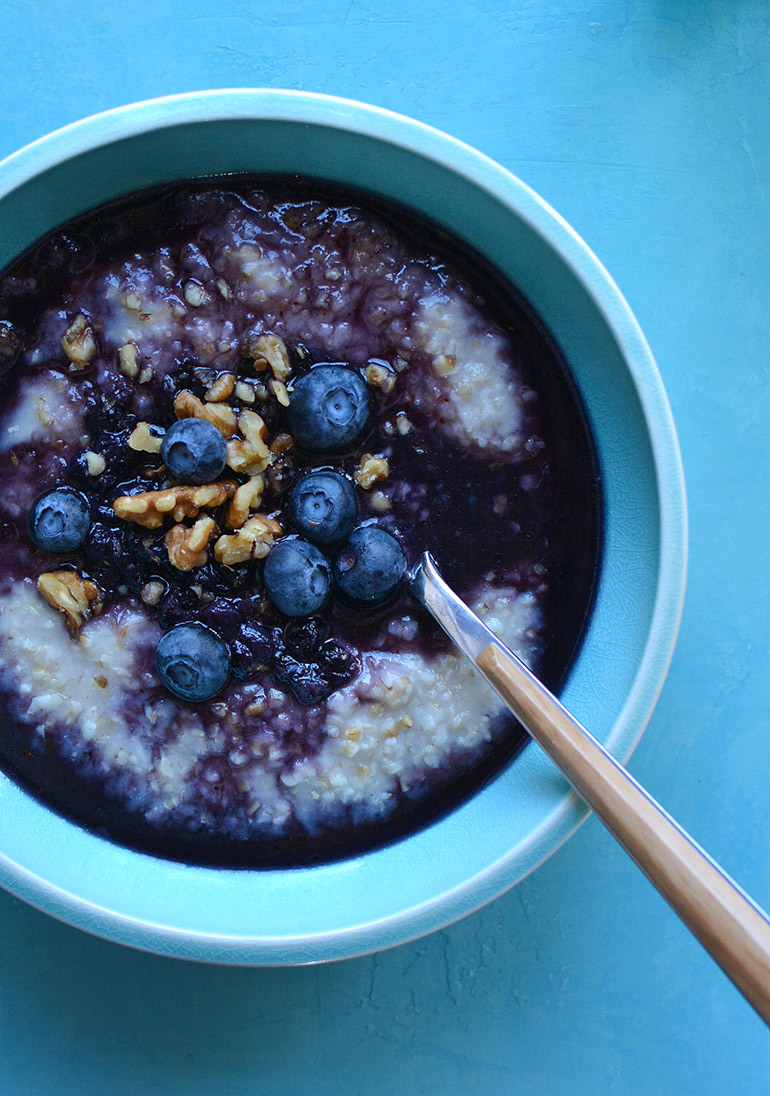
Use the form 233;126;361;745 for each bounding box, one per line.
0;89;687;964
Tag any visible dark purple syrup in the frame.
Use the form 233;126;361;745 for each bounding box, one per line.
0;178;601;867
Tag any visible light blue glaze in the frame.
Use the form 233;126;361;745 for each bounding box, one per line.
0;2;768;1091
0;88;686;964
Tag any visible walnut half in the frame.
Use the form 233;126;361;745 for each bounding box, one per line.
113;481;236;529
38;570;103;637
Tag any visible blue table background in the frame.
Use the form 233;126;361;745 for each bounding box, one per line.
1;2;769;1092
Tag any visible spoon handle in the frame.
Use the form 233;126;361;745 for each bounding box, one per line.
409;553;770;1024
476;640;770;1024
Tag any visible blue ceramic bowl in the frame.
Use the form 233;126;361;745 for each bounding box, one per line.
0;90;686;964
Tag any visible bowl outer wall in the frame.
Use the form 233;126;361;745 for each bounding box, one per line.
0;91;687;965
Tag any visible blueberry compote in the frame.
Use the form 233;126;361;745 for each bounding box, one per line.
0;178;601;867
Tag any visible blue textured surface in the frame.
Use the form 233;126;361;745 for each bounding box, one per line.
0;1;768;1092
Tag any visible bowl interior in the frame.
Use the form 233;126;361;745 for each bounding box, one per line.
0;92;685;963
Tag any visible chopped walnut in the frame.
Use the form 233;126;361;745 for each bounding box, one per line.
369;489;392;513
123;289;142;312
226;474;266;529
249;333;292;381
140;580;166;606
113;481;236;529
226;409;271;475
205;372;236;402
37;570;103;637
216;277;232;300
174;390;237;437
61;314;97;368
365;359;397;395
214;514;283;565
234;381;256;404
269;378;290;407
270;433;295;457
395;411;412;435
183;280;211;307
432;354;456;376
128;422;164;454
355;453;390;489
165;516;217;571
36;399;54;428
118;342;139;378
84;450;106;476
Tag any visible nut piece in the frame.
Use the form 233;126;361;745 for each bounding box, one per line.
234;381;256;404
269;432;295;457
395;411;412;436
369;489;392;513
250;333;292;381
269;378;290;407
226;409;271;475
113;481;236;529
174;390;237;437
165;517;217;571
214;514;282;565
37;570;103;637
432;354;456;377
365;359;397;395
140;580;165;606
226;474;266;529
61;314;97;368
183;280;211;307
128;422;163;454
84;450;106;476
355;453;390;490
205;372;236;403
118;342;139;379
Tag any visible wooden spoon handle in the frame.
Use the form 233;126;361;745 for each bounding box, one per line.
476;641;770;1025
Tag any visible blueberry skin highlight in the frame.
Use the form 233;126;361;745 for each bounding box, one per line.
160;418;228;483
155;622;231;702
287;364;372;453
263;537;332;618
288;470;358;545
333;525;407;608
28;487;91;553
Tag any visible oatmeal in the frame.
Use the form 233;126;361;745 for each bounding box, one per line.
0;180;600;866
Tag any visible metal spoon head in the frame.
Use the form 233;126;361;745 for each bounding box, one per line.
407;551;511;665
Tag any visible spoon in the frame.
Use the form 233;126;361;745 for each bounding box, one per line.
408;552;770;1025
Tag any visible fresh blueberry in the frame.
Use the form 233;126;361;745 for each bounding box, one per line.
160;418;227;483
230;620;274;679
287;364;371;453
0;319;23;377
333;525;407;608
288;470;358;545
155;622;231;702
263;537;332;617
28;487;91;552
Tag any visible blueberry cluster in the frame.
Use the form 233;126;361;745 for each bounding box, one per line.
155;596;361;705
28;359;405;707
